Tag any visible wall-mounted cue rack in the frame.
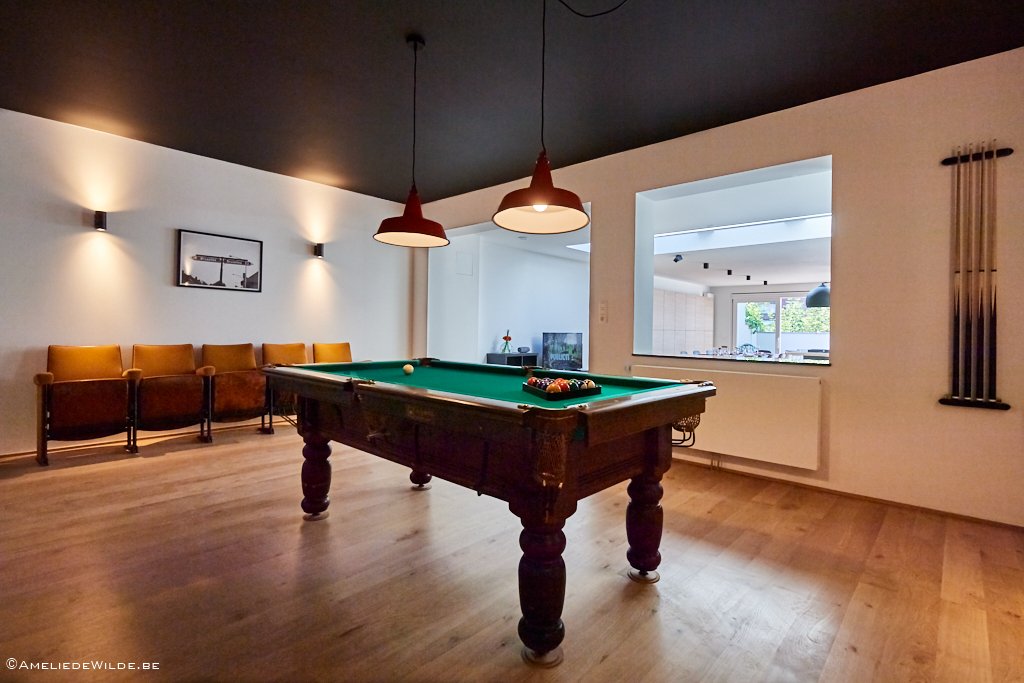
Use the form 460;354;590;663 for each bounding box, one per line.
938;141;1012;410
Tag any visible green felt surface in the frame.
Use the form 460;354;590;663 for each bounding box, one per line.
300;359;676;409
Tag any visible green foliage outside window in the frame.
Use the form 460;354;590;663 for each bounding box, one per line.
745;299;829;334
781;298;830;332
744;302;776;333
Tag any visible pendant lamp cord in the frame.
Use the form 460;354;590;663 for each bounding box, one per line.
411;38;419;187
556;0;630;18
541;0;630;152
540;0;546;153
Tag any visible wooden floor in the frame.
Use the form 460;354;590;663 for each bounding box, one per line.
1;431;1022;683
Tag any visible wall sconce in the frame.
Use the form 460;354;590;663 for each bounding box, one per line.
93;211;107;231
313;243;325;259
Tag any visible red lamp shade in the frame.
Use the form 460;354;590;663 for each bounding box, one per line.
493;150;589;234
374;185;449;248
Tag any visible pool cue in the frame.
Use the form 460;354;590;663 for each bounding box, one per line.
949;146;960;399
966;143;974;401
984;139;998;400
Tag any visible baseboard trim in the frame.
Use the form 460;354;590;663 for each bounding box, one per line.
672;455;1023;532
0;419;277;461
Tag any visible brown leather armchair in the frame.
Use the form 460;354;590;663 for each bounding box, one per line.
262;342;308;432
33;345;139;466
202;343;270;431
131;344;213;449
312;342;353;363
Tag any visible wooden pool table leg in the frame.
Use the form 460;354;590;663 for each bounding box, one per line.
625;470;665;583
517;516;566;667
301;433;332;520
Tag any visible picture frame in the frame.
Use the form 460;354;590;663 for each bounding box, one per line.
176;229;263;292
542;332;583;371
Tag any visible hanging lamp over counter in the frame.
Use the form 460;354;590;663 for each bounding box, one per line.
805;282;830;307
374;33;449;248
493;0;589;235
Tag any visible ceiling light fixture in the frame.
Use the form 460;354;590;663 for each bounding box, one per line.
374;34;448;248
806;282;831;307
657;212;832;238
493;0;589;235
673;254;683;263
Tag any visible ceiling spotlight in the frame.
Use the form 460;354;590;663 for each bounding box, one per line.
673;254;683;263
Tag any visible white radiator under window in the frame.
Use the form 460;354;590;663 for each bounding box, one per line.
633;365;822;470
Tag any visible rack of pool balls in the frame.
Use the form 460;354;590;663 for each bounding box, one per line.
522;375;601;400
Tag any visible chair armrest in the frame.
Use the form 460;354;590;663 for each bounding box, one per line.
123;368;143;382
34;372;54;386
196;365;215;377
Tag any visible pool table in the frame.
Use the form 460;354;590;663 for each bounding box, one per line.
263;358;715;666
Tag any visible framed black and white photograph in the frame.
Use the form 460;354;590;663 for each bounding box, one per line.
176;229;262;292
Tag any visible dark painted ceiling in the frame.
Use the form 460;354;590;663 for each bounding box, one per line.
2;1;1022;203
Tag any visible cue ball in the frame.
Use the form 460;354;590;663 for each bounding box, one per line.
403;364;414;374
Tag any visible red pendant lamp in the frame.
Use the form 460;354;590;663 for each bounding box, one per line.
493;0;589;235
374;34;449;248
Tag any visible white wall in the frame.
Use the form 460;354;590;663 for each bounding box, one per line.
426;233;482;362
422;49;1024;526
0;109;412;455
633;195;656;352
478;240;589;367
648;168;832;232
426;232;590;366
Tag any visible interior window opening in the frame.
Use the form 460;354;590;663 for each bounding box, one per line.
633;156;832;365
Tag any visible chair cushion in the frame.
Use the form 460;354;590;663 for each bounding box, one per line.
133;344;197;377
212;370;266;422
137;374;205;431
312;342;352;363
49;379;129;440
262;343;308;365
48;345;123;382
202;343;257;372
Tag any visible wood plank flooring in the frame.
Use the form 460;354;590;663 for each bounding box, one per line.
1;431;1021;682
